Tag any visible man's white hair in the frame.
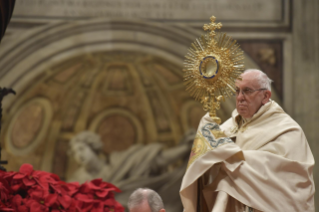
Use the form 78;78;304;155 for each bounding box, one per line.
243;69;273;91
128;188;164;212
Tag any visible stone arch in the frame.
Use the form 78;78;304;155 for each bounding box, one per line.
0;18;280;110
0;19;280;173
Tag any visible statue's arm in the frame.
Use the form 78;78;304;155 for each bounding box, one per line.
154;144;191;168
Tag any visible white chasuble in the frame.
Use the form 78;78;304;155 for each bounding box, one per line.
180;101;315;212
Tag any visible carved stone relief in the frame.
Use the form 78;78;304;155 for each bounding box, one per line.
13;0;290;29
5;98;53;156
11;103;43;149
239;40;283;100
2;52;214;177
0;19;275;182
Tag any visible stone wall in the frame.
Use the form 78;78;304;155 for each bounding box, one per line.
292;0;319;209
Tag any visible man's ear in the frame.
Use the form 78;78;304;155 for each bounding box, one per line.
159;209;166;212
262;90;271;105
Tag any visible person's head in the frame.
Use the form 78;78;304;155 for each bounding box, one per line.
69;131;103;166
235;69;272;119
128;188;165;212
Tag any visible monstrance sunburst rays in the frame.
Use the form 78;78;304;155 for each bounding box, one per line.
183;16;245;124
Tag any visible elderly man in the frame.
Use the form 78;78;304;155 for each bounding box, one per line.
128;188;165;212
180;69;315;212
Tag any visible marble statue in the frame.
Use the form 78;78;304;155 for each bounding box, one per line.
67;130;195;211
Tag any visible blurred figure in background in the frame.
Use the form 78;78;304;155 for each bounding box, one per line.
68;130;196;211
128;188;165;212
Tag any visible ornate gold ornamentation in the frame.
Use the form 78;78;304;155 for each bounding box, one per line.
258;48;276;66
183;16;245;124
210;129;227;139
187;125;232;169
187;132;209;169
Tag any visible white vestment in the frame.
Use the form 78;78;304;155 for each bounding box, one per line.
180;100;315;212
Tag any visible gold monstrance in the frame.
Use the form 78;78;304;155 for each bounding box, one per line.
184;16;245;124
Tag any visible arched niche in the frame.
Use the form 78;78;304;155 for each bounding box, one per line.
0;19;280;174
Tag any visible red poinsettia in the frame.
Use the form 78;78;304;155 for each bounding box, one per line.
0;181;10;201
0;164;124;212
11;194;28;212
72;179;124;212
12;164;50;190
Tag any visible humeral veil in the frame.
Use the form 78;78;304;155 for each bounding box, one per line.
180;100;315;212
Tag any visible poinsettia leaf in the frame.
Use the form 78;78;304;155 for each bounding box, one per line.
64;183;79;196
35;176;49;190
19;164;33;175
13;173;26;180
28;186;44;200
75;193;95;203
99;182;108;188
11;183;22;192
79;183;91;193
95;190;109;198
45;193;58;207
17;205;28;212
29;200;46;212
88;182;101;190
81;202;94;212
11;194;23;206
114;201;125;212
4;171;16;177
104;198;116;206
0;208;14;211
106;184;121;193
23;177;36;186
50;184;63;194
50;173;61;182
90;179;102;186
91;202;104;212
58;194;72;209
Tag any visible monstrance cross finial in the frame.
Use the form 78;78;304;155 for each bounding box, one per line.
203;16;222;37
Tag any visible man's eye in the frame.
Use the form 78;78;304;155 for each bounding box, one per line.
243;89;251;94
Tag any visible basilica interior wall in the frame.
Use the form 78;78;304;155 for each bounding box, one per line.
0;0;318;210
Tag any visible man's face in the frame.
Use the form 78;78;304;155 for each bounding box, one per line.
71;143;96;166
235;72;268;119
129;201;165;212
129;201;151;212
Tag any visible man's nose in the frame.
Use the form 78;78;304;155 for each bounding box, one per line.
236;91;245;100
